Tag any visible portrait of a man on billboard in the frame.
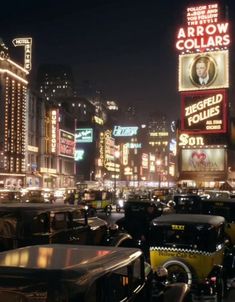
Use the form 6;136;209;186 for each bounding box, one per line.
190;55;217;87
178;50;229;91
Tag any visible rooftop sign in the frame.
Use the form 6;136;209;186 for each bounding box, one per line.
176;3;230;51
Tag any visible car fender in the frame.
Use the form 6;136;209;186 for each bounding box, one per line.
109;232;133;247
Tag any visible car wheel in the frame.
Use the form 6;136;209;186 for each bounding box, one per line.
116;205;121;212
216;276;225;302
162;259;194;286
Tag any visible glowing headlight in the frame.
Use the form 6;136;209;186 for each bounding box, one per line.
118;199;124;207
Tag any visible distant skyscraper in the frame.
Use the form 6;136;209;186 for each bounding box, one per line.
37;64;74;103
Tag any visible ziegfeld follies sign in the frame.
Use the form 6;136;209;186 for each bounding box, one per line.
181;90;227;133
176;3;230;51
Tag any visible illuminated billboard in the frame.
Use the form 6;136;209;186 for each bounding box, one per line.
75;149;85;161
75;128;93;143
113;126;138;137
181;90;227;133
176;3;230;51
50;109;58;154
59;130;75;158
181;148;225;172
12;37;32;71
179;50;229;91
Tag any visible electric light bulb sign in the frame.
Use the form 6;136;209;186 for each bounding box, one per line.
12;37;32;71
75;128;93;143
181;89;227;133
176;4;230;51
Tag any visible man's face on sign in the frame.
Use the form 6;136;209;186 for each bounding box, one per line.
196;61;207;79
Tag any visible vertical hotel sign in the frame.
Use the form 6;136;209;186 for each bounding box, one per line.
12;37;32;71
51;110;58;154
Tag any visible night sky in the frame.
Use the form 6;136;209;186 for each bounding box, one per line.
1;0;235;121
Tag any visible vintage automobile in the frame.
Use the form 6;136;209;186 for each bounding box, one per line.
200;197;235;246
170;194;202;214
0;188;21;203
0;244;190;302
116;199;164;259
81;189;113;215
0;244;152;302
149;214;234;302
0;203;132;252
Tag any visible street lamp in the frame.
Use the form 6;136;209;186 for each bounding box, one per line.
156;159;161;189
113;150;120;203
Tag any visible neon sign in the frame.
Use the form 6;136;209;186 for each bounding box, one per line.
126;143;142;149
179;133;204;146
181;90;227;133
113;126;138;137
59;130;74;158
176;4;230;51
75;128;93;143
75;149;85;161
12;37;32;71
51;110;57;153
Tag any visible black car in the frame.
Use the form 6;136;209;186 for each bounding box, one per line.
0;244;189;302
0;203;132;251
171;193;202;214
116;199;164;259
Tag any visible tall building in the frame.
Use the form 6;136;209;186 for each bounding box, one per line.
0;40;28;188
37;64;74;104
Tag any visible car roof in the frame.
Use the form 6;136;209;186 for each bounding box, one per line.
201;198;235;204
152;214;225;226
0;244;142;283
0;203;81;212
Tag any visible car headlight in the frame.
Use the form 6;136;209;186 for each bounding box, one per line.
118;199;124;207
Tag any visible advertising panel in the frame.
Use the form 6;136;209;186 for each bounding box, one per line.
75;128;93;143
176;4;230;52
179;50;229;91
181;89;227;133
181;148;225;172
59;130;75;158
113;126;138;137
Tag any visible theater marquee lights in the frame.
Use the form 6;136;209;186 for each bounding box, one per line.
176;4;230;51
181;90;227;133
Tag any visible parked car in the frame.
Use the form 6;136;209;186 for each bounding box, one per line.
149;214;235;301
170;193;202;214
0;244;190;302
0;203;132;252
200;197;235;246
0;244;152;302
116;199;164;259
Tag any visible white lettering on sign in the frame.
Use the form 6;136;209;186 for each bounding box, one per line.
12;37;32;71
51;110;57;153
113;126;138;137
184;94;223;127
176;4;230;51
179;133;204;146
